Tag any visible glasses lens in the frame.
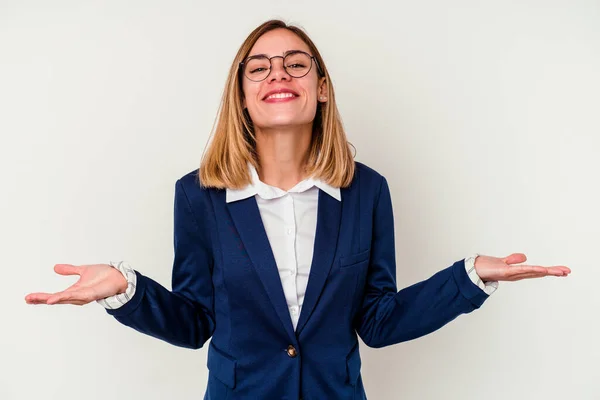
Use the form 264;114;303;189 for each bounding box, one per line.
284;52;312;78
244;56;271;81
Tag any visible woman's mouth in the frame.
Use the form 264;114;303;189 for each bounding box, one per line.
263;90;299;103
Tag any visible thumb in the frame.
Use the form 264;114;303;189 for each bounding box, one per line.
502;253;527;265
54;264;82;276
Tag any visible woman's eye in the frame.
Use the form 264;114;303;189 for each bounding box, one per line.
288;63;305;69
250;67;267;73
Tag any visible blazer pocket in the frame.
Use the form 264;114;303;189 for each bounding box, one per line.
207;341;237;389
346;343;362;386
339;248;370;269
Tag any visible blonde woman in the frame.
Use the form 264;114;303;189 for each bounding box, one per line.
25;19;571;400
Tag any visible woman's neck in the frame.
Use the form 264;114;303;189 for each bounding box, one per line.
254;125;312;191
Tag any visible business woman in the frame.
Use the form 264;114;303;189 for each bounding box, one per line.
25;19;571;400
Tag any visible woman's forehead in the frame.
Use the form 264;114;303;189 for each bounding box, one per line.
248;29;310;57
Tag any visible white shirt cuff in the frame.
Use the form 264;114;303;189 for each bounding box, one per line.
96;261;137;309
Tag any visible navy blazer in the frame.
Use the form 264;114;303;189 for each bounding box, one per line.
106;162;490;400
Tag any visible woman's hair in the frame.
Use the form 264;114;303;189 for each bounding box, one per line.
198;19;355;189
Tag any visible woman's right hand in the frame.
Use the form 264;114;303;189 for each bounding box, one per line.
25;264;128;306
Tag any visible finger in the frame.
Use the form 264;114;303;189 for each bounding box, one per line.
502;253;527;265
508;264;548;274
54;264;83;276
509;264;570;276
54;299;88;306
47;289;92;305
508;270;570;281
47;291;80;305
25;292;53;304
25;296;50;305
508;272;548;281
555;266;572;274
28;300;51;305
544;266;571;276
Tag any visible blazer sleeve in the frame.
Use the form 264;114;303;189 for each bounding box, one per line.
354;176;489;348
104;179;216;350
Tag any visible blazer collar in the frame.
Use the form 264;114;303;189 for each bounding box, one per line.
226;162;341;203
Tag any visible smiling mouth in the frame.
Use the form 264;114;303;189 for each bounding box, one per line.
263;92;299;103
264;92;297;100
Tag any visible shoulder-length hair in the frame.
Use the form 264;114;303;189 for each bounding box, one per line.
198;19;355;189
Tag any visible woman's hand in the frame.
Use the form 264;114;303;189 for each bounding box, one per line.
25;264;128;306
475;253;571;282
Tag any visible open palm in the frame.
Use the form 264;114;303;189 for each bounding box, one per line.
475;253;571;282
25;264;127;306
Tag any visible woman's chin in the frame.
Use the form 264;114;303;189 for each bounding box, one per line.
256;119;309;130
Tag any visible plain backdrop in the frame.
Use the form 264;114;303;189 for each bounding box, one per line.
1;1;598;399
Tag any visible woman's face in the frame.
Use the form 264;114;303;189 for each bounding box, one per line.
241;28;327;130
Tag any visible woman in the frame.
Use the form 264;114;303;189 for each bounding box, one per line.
25;20;571;400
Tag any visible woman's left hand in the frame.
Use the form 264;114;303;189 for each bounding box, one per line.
475;253;571;282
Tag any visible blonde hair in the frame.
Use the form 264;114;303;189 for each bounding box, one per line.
198;19;356;189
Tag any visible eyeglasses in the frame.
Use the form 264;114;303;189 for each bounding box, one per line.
239;50;323;82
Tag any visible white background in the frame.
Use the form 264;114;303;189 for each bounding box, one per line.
1;1;598;399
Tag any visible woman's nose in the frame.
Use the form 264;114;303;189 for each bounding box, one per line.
268;58;291;82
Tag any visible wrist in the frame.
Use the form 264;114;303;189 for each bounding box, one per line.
110;266;128;294
473;255;485;282
107;262;129;294
97;261;137;310
466;253;499;295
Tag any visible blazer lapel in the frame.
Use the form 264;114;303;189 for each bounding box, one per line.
295;189;342;335
227;197;296;341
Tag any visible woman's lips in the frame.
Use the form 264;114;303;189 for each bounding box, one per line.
262;90;299;103
263;95;298;103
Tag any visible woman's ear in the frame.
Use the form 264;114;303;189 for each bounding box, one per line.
318;77;328;102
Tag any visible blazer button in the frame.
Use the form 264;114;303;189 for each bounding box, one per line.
286;345;297;358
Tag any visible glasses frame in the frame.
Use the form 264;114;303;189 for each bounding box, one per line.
239;50;324;82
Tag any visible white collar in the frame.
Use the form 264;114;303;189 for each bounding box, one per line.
226;162;341;203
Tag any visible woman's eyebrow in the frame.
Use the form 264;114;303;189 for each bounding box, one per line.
247;49;305;58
